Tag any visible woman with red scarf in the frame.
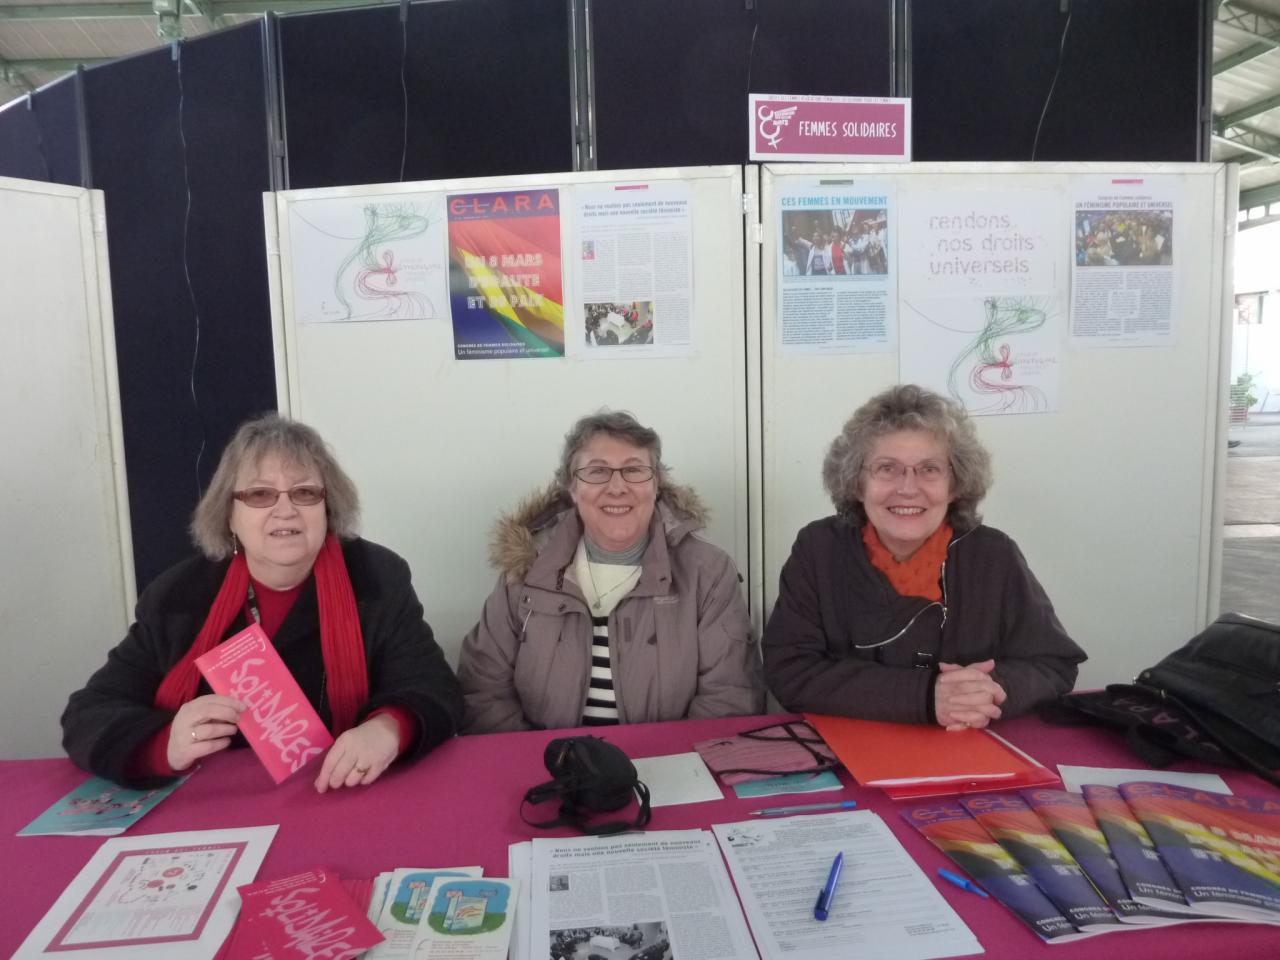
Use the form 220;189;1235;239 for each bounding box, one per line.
61;415;462;791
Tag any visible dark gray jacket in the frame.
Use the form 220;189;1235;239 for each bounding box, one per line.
62;538;463;786
763;516;1086;724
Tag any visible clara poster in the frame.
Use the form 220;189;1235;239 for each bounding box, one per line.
447;188;565;359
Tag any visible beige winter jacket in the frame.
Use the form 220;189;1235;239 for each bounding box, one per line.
458;483;764;733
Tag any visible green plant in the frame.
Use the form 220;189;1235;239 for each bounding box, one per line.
1230;372;1259;410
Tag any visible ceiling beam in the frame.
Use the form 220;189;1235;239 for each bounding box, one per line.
1215;1;1280;73
1214;125;1280;163
0;57;109;72
1240;179;1280;210
0;4;154;18
1217;90;1280;130
0;55;35;93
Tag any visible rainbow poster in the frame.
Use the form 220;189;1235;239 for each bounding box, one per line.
447;188;565;359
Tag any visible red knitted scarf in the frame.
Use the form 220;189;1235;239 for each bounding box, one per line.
862;521;952;603
153;534;368;734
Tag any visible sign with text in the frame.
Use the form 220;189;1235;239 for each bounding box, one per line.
749;93;911;162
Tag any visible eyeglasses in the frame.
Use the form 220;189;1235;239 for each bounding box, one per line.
573;465;655;485
864;460;949;485
232;485;327;508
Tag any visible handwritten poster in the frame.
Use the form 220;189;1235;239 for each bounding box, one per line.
447;189;565;360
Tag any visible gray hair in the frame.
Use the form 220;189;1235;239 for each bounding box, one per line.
555;410;670;491
190;413;360;559
822;384;992;531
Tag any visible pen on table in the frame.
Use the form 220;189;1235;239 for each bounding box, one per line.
937;868;989;897
749;800;858;817
813;852;844;921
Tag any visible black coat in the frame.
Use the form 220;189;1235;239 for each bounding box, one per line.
61;538;463;786
763;517;1086;724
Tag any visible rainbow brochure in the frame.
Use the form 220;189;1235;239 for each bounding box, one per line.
903;800;1095;943
18;774;186;837
364;866;484;960
196;623;333;784
958;793;1121;932
1021;788;1189;924
1119;781;1280;923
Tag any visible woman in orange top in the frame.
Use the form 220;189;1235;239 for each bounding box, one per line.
763;384;1086;728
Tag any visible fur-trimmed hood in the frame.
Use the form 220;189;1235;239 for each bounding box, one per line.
489;480;711;584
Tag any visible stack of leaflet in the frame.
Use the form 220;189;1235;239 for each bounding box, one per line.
904;782;1280;944
808;714;1058;799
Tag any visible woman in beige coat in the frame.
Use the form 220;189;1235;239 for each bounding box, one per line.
458;411;764;733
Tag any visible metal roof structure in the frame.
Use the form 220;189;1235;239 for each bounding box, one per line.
3;0;1280;218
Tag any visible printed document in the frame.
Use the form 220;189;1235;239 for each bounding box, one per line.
530;829;758;960
713;810;981;960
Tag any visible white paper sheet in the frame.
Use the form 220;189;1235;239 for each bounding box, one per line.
530;829;758;960
1057;765;1231;794
507;843;532;960
631;752;724;807
713;811;982;960
13;824;277;960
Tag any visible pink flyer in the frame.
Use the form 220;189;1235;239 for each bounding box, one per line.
195;624;333;784
234;868;384;960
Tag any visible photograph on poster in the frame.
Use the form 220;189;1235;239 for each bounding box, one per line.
584;301;655;347
549;921;670;960
1074;208;1173;267
782;207;888;277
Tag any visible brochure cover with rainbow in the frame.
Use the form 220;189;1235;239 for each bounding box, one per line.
902;800;1094;943
1021;788;1189;924
1082;784;1196;915
959;793;1122;933
1118;782;1280;923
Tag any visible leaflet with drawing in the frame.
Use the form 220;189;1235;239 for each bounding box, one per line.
529;829;758;960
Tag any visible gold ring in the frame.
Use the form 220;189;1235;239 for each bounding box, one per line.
355;766;369;775
191;728;199;742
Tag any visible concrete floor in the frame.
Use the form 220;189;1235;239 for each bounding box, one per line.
1221;412;1280;623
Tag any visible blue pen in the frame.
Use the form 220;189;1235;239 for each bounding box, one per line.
938;867;989;897
750;800;858;817
813;852;844;921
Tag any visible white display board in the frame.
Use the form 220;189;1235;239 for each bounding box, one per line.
760;162;1235;689
267;166;750;666
0;176;132;758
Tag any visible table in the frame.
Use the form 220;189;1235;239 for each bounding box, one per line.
3;714;1279;958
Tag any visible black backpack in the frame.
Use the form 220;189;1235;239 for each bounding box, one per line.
521;736;652;836
1046;614;1280;786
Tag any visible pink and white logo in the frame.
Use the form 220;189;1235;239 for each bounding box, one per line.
749;94;911;162
756;104;798;150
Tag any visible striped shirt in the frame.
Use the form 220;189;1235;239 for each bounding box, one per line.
582;614;618;726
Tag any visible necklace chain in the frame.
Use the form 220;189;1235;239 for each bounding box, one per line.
586;561;634;612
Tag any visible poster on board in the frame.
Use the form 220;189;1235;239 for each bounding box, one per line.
1070;177;1178;346
288;196;447;324
898;189;1064;415
447;188;565;360
777;183;896;355
571;181;694;359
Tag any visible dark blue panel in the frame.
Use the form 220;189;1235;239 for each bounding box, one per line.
85;22;275;590
912;0;1207;161
280;0;572;189
592;0;894;169
0;73;82;185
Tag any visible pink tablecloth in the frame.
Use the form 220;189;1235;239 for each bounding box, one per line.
3;714;1279;958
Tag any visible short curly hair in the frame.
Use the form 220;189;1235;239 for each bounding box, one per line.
555;409;671;492
190;413;360;559
822;384;992;531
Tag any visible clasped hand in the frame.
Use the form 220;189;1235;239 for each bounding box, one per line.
167;694;400;792
934;659;1006;731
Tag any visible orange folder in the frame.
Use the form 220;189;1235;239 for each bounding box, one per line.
806;713;1059;800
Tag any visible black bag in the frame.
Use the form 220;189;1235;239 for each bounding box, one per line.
1047;614;1280;785
521;736;652;836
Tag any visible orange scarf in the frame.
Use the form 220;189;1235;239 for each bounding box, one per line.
153;533;368;734
862;522;952;602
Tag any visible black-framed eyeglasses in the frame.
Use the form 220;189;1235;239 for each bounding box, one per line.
232;485;327;508
573;465;655;485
